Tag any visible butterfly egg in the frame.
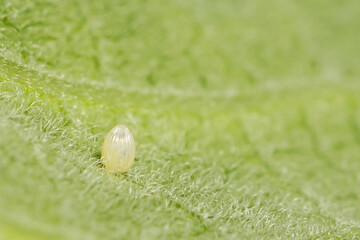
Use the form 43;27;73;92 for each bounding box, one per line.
101;124;136;174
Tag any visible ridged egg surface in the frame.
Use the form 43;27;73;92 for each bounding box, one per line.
101;124;136;173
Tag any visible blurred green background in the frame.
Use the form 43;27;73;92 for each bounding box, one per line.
1;0;360;239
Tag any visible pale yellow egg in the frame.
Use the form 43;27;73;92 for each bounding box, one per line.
101;124;136;173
